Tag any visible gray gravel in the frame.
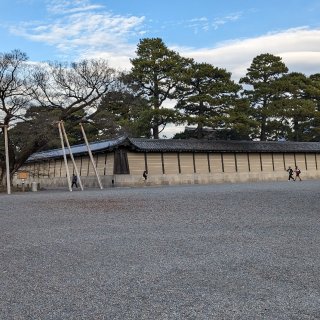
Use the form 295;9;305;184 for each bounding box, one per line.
1;180;320;319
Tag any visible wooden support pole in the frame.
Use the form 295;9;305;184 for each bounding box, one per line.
58;122;72;192
3;125;11;195
60;121;84;191
79;123;103;189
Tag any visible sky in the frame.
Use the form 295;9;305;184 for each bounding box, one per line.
1;0;320;136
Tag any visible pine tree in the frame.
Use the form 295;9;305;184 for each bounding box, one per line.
175;61;246;139
274;72;319;141
129;38;192;139
240;53;288;140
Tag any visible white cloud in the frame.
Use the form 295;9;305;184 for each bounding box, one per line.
178;27;320;81
185;12;242;33
212;12;242;30
80;48;135;71
46;0;104;14
10;0;145;63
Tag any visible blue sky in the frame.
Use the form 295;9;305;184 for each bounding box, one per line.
1;0;320;79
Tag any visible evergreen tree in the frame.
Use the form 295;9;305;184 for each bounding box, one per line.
129;38;192;139
218;98;258;140
305;73;320;141
240;53;288;140
91;87;152;138
273;72;319;141
175;61;243;139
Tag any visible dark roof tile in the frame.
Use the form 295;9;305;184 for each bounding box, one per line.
129;138;320;153
27;136;320;162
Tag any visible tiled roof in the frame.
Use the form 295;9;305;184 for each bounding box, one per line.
129;139;320;153
27;136;320;162
27;136;128;161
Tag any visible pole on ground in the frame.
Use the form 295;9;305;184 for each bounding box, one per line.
58;121;72;192
3;125;11;195
79;122;103;189
60;121;84;191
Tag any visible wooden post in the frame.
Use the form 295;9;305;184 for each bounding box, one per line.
58;122;72;192
79;123;103;189
60;121;84;191
3;125;11;195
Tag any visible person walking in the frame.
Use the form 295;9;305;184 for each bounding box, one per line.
71;173;78;188
287;166;295;181
294;166;302;181
143;170;148;181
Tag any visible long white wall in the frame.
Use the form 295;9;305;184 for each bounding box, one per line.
14;151;320;188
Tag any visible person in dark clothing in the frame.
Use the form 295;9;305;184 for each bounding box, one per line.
71;174;78;188
143;170;148;181
287;166;295;181
294;166;302;181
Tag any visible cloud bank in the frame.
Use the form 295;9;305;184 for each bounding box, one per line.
179;27;320;81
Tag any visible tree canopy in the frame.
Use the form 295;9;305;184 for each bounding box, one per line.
129;38;192;139
175;61;242;139
240;53;289;141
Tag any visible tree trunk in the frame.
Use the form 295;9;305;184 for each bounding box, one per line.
152;125;159;139
293;120;299;141
260;115;267;141
153;83;160;139
0;166;5;187
196;123;203;139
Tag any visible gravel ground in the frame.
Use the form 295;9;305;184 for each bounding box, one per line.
1;180;320;320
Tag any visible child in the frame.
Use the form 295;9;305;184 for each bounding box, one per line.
287;166;294;181
294;166;302;181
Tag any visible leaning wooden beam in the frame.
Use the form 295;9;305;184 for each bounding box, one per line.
58;122;72;192
79;122;103;189
0;125;11;195
60;121;84;191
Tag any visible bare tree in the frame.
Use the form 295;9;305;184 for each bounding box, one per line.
31;59;116;121
0;55;117;186
0;50;34;184
0;50;31;126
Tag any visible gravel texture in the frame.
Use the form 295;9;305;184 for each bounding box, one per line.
1;181;320;319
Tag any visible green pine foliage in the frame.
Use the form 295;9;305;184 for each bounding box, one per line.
240;53;289;141
129;38;192;139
